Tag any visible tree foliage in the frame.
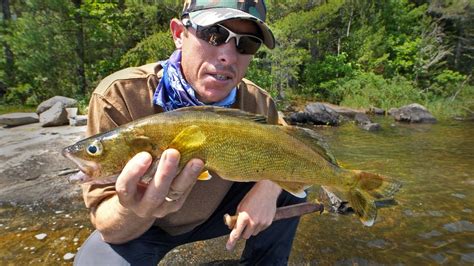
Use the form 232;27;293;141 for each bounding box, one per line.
0;0;472;117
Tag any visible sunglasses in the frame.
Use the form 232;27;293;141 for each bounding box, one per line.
183;19;263;55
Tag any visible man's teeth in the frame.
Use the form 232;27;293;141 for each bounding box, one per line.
214;74;228;80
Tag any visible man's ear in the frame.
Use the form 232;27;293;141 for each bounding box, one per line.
170;18;186;49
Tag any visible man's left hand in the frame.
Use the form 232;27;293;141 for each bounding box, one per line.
226;180;282;251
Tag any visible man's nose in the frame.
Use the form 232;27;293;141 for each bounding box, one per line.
216;39;239;65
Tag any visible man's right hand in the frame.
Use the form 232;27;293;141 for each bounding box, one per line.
116;149;204;218
92;149;204;244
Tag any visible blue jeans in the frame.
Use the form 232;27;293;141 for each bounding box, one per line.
75;182;305;266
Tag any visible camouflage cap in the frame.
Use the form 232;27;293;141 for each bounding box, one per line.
182;0;275;49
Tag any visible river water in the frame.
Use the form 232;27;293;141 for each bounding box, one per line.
292;117;474;264
0;117;473;265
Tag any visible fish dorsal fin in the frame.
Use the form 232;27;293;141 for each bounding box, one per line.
273;181;311;198
172;106;268;124
168;125;206;154
282;126;338;166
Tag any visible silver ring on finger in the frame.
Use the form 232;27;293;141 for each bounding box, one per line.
165;189;185;202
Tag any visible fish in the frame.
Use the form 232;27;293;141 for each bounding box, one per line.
62;106;402;226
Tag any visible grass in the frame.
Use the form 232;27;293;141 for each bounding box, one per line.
0;104;36;115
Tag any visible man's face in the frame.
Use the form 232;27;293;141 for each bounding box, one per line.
178;19;258;104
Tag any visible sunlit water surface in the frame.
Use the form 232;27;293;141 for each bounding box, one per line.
292;118;474;264
0;118;473;265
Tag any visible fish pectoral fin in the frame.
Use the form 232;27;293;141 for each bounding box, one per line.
197;170;212;181
274;181;311;198
168;125;206;153
130;135;153;150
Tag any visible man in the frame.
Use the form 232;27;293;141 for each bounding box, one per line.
75;1;305;265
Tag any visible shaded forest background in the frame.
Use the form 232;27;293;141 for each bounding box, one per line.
1;0;473;118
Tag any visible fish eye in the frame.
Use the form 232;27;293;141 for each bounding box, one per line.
86;140;103;156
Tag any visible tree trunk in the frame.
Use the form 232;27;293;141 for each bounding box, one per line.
1;0;16;88
72;0;87;95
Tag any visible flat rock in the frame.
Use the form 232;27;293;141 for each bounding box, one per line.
0;112;39;126
36;96;77;115
40;102;68;127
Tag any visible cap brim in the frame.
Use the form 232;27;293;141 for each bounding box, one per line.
188;8;275;49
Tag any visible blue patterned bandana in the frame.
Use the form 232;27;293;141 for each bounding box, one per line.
153;50;237;111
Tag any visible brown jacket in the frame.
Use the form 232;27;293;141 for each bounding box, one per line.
83;62;279;235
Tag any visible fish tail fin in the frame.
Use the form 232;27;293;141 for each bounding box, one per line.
346;170;402;226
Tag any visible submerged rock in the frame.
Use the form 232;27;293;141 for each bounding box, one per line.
35;233;47;240
0;113;39;127
390;103;437;123
63;253;75;260
354;113;381;131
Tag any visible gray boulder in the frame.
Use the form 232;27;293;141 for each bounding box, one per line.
390;103;437;123
39;102;68;127
354;113;371;124
36;96;77;114
0;112;39;127
354;113;381;131
304;103;340;126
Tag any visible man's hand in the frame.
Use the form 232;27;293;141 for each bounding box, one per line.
226;180;282;251
93;149;204;244
116;149;204;219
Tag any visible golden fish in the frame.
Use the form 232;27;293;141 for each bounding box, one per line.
62;106;402;226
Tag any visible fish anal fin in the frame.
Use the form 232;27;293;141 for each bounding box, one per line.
348;188;377;227
274;181;310;198
197;170;212;181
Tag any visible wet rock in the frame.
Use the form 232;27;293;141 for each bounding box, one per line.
304;102;340;125
355;113;371;124
354;113;381;131
443;220;474;233
428;253;448;264
35;233;47;240
36;96;77;115
39;102;68;127
367;239;389;249
0;113;39;127
461;253;474;263
287;111;309;124
390;103;437;123
369;107;386;115
63;253;75;260
418;230;442;239
359;122;381;131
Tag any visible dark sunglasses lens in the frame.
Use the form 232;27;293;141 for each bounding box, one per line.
197;26;229;46
237;36;262;54
196;25;262;54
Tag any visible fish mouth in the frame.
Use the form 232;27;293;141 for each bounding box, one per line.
62;148;101;182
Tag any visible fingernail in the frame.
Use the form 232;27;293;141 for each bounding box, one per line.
135;152;150;162
191;161;204;173
163;150;179;164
